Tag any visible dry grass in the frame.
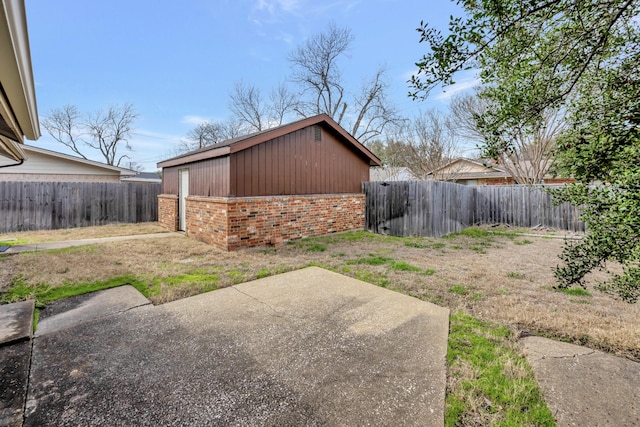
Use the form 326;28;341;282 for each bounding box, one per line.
0;222;166;244
1;223;639;361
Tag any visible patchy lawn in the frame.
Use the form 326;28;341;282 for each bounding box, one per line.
1;223;638;360
1;222;639;425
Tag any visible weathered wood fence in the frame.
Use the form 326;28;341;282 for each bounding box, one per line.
0;181;161;233
363;181;585;237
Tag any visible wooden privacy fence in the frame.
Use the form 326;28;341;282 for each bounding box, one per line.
0;181;161;233
363;181;585;237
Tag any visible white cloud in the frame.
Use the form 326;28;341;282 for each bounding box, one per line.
433;75;481;101
181;115;210;125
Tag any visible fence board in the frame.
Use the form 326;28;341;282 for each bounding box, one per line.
363;181;585;237
0;181;160;233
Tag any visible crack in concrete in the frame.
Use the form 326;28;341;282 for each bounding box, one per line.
231;287;290;319
540;350;597;360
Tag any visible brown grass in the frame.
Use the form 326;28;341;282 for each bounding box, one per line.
0;222;166;244
2;223;639;361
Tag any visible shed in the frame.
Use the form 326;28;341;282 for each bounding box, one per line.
157;114;381;250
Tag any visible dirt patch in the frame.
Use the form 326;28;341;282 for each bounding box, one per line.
1;224;638;360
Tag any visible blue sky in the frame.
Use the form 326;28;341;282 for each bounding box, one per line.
26;0;475;171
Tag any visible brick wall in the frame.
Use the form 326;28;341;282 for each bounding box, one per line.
158;194;179;232
183;194;365;251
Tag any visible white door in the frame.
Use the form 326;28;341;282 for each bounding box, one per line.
179;169;189;231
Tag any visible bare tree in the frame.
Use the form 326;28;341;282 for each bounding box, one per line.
181;118;245;154
450;94;565;184
43;103;138;166
268;83;299;127
229;81;267;132
385;110;460;179
229;81;299;132
288;24;401;143
184;122;224;151
41;105;85;159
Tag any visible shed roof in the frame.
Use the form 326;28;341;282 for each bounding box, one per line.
158;114;382;169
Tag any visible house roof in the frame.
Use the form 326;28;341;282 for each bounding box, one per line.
0;144;137;176
0;0;40;161
121;171;162;183
427;158;508;179
428;157;564;181
158;114;382;168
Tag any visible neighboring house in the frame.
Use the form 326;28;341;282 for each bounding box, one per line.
369;166;418;182
0;145;136;182
0;0;40;161
121;171;162;184
157;114;382;251
427;158;571;186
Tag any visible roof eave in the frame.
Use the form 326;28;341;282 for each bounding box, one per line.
0;0;40;144
157;114;382;169
0;133;26;161
157;146;231;168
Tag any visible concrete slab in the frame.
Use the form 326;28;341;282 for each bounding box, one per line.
25;267;450;426
0;340;32;427
523;336;640;427
36;285;151;337
0;300;34;345
3;232;181;254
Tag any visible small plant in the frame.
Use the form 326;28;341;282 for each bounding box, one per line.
354;270;391;288
388;260;422;272
256;268;272;279
227;270;246;285
470;245;487;254
404;240;428;248
449;284;469;295
306;243;326;252
422;268;436;276
332;252;346;258
556;286;592;297
514;239;533;245
346;254;391;266
506;272;527;280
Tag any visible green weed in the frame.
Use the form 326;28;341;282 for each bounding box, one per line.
449;284;470;295
306;243;326;252
227;270;247;285
506;272;527;280
514;239;533;245
354;270;391;288
556;287;592;297
346;254;391;266
445;312;555;426
388;260;422;272
1;274;149;305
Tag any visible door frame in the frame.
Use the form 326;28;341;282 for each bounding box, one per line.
178;169;189;231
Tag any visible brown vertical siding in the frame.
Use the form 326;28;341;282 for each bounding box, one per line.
162;167;179;194
227;124;368;197
162;156;230;196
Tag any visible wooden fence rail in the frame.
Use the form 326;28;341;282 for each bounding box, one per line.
0;181;161;233
363;181;585;237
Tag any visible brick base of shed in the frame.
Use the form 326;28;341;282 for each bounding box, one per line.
158;193;365;251
158;194;179;231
